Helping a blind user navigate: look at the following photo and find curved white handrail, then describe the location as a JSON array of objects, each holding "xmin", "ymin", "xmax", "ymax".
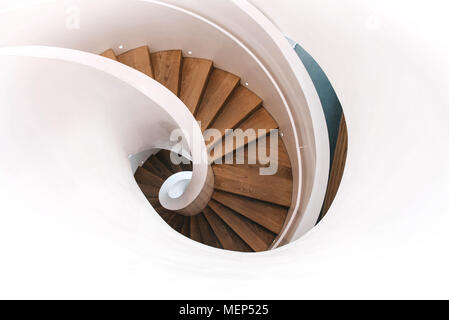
[
  {"xmin": 0, "ymin": 45, "xmax": 211, "ymax": 215},
  {"xmin": 231, "ymin": 0, "xmax": 331, "ymax": 243}
]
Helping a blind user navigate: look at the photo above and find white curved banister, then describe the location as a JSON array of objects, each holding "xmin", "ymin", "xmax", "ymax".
[
  {"xmin": 163, "ymin": 0, "xmax": 330, "ymax": 243},
  {"xmin": 0, "ymin": 45, "xmax": 212, "ymax": 215},
  {"xmin": 230, "ymin": 0, "xmax": 330, "ymax": 243}
]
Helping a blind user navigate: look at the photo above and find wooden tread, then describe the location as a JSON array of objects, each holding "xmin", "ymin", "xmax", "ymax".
[
  {"xmin": 101, "ymin": 49, "xmax": 118, "ymax": 61},
  {"xmin": 180, "ymin": 58, "xmax": 213, "ymax": 114},
  {"xmin": 228, "ymin": 134, "xmax": 292, "ymax": 170},
  {"xmin": 134, "ymin": 167, "xmax": 164, "ymax": 188},
  {"xmin": 203, "ymin": 207, "xmax": 252, "ymax": 252},
  {"xmin": 156, "ymin": 207, "xmax": 175, "ymax": 221},
  {"xmin": 118, "ymin": 46, "xmax": 154, "ymax": 78},
  {"xmin": 212, "ymin": 191, "xmax": 287, "ymax": 234},
  {"xmin": 166, "ymin": 214, "xmax": 185, "ymax": 233},
  {"xmin": 208, "ymin": 85, "xmax": 262, "ymax": 144},
  {"xmin": 213, "ymin": 161, "xmax": 293, "ymax": 207},
  {"xmin": 208, "ymin": 200, "xmax": 275, "ymax": 252},
  {"xmin": 138, "ymin": 183, "xmax": 159, "ymax": 199},
  {"xmin": 146, "ymin": 197, "xmax": 161, "ymax": 209},
  {"xmin": 180, "ymin": 217, "xmax": 190, "ymax": 237},
  {"xmin": 256, "ymin": 134, "xmax": 292, "ymax": 169},
  {"xmin": 196, "ymin": 213, "xmax": 222, "ymax": 249},
  {"xmin": 151, "ymin": 50, "xmax": 182, "ymax": 96},
  {"xmin": 209, "ymin": 107, "xmax": 278, "ymax": 163},
  {"xmin": 156, "ymin": 150, "xmax": 183, "ymax": 173},
  {"xmin": 195, "ymin": 69, "xmax": 240, "ymax": 132},
  {"xmin": 143, "ymin": 155, "xmax": 173, "ymax": 180},
  {"xmin": 190, "ymin": 215, "xmax": 202, "ymax": 242}
]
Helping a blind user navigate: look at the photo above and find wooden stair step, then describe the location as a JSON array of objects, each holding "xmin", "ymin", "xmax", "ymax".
[
  {"xmin": 156, "ymin": 207, "xmax": 175, "ymax": 221},
  {"xmin": 117, "ymin": 45, "xmax": 154, "ymax": 78},
  {"xmin": 134, "ymin": 167, "xmax": 164, "ymax": 188},
  {"xmin": 209, "ymin": 107, "xmax": 278, "ymax": 163},
  {"xmin": 146, "ymin": 197, "xmax": 161, "ymax": 209},
  {"xmin": 239, "ymin": 107, "xmax": 278, "ymax": 133},
  {"xmin": 213, "ymin": 162, "xmax": 293, "ymax": 207},
  {"xmin": 143, "ymin": 155, "xmax": 173, "ymax": 180},
  {"xmin": 166, "ymin": 214, "xmax": 185, "ymax": 233},
  {"xmin": 190, "ymin": 215, "xmax": 202, "ymax": 242},
  {"xmin": 225, "ymin": 134, "xmax": 291, "ymax": 170},
  {"xmin": 212, "ymin": 191, "xmax": 287, "ymax": 234},
  {"xmin": 138, "ymin": 183, "xmax": 159, "ymax": 199},
  {"xmin": 156, "ymin": 150, "xmax": 192, "ymax": 172},
  {"xmin": 256, "ymin": 134, "xmax": 292, "ymax": 169},
  {"xmin": 208, "ymin": 200, "xmax": 275, "ymax": 252},
  {"xmin": 203, "ymin": 207, "xmax": 252, "ymax": 252},
  {"xmin": 180, "ymin": 57, "xmax": 213, "ymax": 114},
  {"xmin": 207, "ymin": 85, "xmax": 262, "ymax": 146},
  {"xmin": 151, "ymin": 50, "xmax": 182, "ymax": 96},
  {"xmin": 156, "ymin": 150, "xmax": 182, "ymax": 173},
  {"xmin": 181, "ymin": 217, "xmax": 191, "ymax": 238},
  {"xmin": 100, "ymin": 49, "xmax": 118, "ymax": 61},
  {"xmin": 195, "ymin": 69, "xmax": 240, "ymax": 132},
  {"xmin": 196, "ymin": 213, "xmax": 222, "ymax": 249}
]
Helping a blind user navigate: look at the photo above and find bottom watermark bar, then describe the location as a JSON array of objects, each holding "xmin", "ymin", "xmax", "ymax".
[{"xmin": 1, "ymin": 300, "xmax": 323, "ymax": 317}]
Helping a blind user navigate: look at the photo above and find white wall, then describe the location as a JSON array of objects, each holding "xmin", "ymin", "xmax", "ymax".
[{"xmin": 250, "ymin": 0, "xmax": 449, "ymax": 298}]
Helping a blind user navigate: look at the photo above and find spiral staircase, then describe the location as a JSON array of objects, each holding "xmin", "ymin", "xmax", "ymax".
[
  {"xmin": 12, "ymin": 0, "xmax": 449, "ymax": 299},
  {"xmin": 99, "ymin": 46, "xmax": 293, "ymax": 252},
  {"xmin": 0, "ymin": 0, "xmax": 334, "ymax": 257}
]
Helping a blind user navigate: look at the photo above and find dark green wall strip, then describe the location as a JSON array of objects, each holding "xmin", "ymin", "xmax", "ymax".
[{"xmin": 288, "ymin": 39, "xmax": 343, "ymax": 167}]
